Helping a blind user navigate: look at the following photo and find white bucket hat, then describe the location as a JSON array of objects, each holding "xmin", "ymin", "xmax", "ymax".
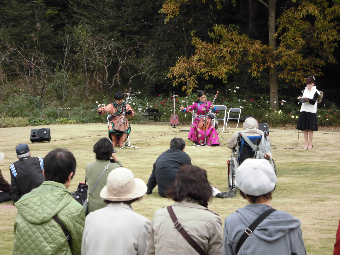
[
  {"xmin": 236, "ymin": 158, "xmax": 276, "ymax": 196},
  {"xmin": 100, "ymin": 167, "xmax": 147, "ymax": 201},
  {"xmin": 0, "ymin": 152, "xmax": 4, "ymax": 163}
]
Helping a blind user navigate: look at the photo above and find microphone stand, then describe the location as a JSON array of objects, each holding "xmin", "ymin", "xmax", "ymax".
[{"xmin": 118, "ymin": 88, "xmax": 141, "ymax": 151}]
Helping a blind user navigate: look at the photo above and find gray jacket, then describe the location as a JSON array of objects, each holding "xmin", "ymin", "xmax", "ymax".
[{"xmin": 223, "ymin": 204, "xmax": 306, "ymax": 255}]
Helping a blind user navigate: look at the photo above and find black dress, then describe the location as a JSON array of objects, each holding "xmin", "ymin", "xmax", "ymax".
[{"xmin": 296, "ymin": 91, "xmax": 318, "ymax": 131}]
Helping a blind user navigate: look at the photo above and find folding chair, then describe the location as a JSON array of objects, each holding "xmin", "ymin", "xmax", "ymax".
[
  {"xmin": 213, "ymin": 105, "xmax": 227, "ymax": 132},
  {"xmin": 226, "ymin": 108, "xmax": 242, "ymax": 128}
]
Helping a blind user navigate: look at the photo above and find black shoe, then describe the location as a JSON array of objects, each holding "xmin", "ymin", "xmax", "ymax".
[{"xmin": 220, "ymin": 191, "xmax": 236, "ymax": 198}]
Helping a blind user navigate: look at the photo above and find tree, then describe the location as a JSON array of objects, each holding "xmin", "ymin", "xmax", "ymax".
[{"xmin": 161, "ymin": 0, "xmax": 340, "ymax": 109}]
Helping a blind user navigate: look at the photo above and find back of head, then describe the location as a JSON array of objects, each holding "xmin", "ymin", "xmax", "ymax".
[
  {"xmin": 170, "ymin": 137, "xmax": 186, "ymax": 151},
  {"xmin": 93, "ymin": 138, "xmax": 113, "ymax": 160},
  {"xmin": 167, "ymin": 165, "xmax": 212, "ymax": 207},
  {"xmin": 100, "ymin": 167, "xmax": 147, "ymax": 204},
  {"xmin": 44, "ymin": 148, "xmax": 76, "ymax": 184},
  {"xmin": 114, "ymin": 91, "xmax": 124, "ymax": 100},
  {"xmin": 16, "ymin": 143, "xmax": 30, "ymax": 159},
  {"xmin": 306, "ymin": 76, "xmax": 315, "ymax": 84},
  {"xmin": 236, "ymin": 159, "xmax": 276, "ymax": 199},
  {"xmin": 243, "ymin": 117, "xmax": 259, "ymax": 130}
]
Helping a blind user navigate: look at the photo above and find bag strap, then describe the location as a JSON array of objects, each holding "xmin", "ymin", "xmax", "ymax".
[
  {"xmin": 53, "ymin": 215, "xmax": 72, "ymax": 248},
  {"xmin": 236, "ymin": 208, "xmax": 276, "ymax": 254},
  {"xmin": 167, "ymin": 206, "xmax": 206, "ymax": 255},
  {"xmin": 89, "ymin": 162, "xmax": 111, "ymax": 196}
]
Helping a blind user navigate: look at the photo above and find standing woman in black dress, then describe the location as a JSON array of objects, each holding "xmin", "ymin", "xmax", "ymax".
[{"xmin": 297, "ymin": 76, "xmax": 321, "ymax": 149}]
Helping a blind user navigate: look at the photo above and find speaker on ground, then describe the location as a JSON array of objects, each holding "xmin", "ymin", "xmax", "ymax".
[{"xmin": 30, "ymin": 128, "xmax": 51, "ymax": 143}]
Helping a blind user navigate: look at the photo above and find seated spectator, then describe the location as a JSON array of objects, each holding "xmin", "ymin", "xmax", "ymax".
[
  {"xmin": 13, "ymin": 148, "xmax": 85, "ymax": 255},
  {"xmin": 0, "ymin": 152, "xmax": 11, "ymax": 203},
  {"xmin": 223, "ymin": 159, "xmax": 306, "ymax": 255},
  {"xmin": 145, "ymin": 165, "xmax": 223, "ymax": 254},
  {"xmin": 146, "ymin": 137, "xmax": 191, "ymax": 197},
  {"xmin": 81, "ymin": 167, "xmax": 150, "ymax": 255},
  {"xmin": 334, "ymin": 221, "xmax": 340, "ymax": 255},
  {"xmin": 9, "ymin": 143, "xmax": 45, "ymax": 202},
  {"xmin": 227, "ymin": 117, "xmax": 268, "ymax": 149},
  {"xmin": 85, "ymin": 138, "xmax": 124, "ymax": 214}
]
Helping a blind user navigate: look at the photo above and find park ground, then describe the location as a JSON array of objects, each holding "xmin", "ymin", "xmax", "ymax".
[{"xmin": 0, "ymin": 123, "xmax": 339, "ymax": 254}]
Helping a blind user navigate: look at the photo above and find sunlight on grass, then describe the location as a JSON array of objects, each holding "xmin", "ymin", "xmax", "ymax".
[{"xmin": 0, "ymin": 123, "xmax": 339, "ymax": 254}]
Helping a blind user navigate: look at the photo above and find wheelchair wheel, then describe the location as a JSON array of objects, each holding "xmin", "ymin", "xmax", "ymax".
[{"xmin": 227, "ymin": 159, "xmax": 236, "ymax": 191}]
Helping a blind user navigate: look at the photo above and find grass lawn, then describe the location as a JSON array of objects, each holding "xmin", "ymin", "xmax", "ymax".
[{"xmin": 0, "ymin": 123, "xmax": 339, "ymax": 254}]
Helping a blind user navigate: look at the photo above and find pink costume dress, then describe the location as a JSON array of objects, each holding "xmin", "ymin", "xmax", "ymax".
[{"xmin": 182, "ymin": 102, "xmax": 220, "ymax": 146}]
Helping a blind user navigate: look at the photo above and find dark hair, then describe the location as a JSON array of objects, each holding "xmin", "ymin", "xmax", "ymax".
[
  {"xmin": 114, "ymin": 91, "xmax": 124, "ymax": 100},
  {"xmin": 167, "ymin": 165, "xmax": 212, "ymax": 207},
  {"xmin": 195, "ymin": 90, "xmax": 205, "ymax": 103},
  {"xmin": 306, "ymin": 76, "xmax": 315, "ymax": 84},
  {"xmin": 44, "ymin": 148, "xmax": 76, "ymax": 184},
  {"xmin": 170, "ymin": 137, "xmax": 186, "ymax": 151},
  {"xmin": 93, "ymin": 138, "xmax": 113, "ymax": 160},
  {"xmin": 239, "ymin": 190, "xmax": 273, "ymax": 204},
  {"xmin": 104, "ymin": 197, "xmax": 142, "ymax": 205}
]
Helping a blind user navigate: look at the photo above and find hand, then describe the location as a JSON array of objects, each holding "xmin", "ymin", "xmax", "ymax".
[
  {"xmin": 297, "ymin": 96, "xmax": 301, "ymax": 99},
  {"xmin": 180, "ymin": 105, "xmax": 184, "ymax": 111},
  {"xmin": 98, "ymin": 108, "xmax": 102, "ymax": 113},
  {"xmin": 111, "ymin": 152, "xmax": 119, "ymax": 162}
]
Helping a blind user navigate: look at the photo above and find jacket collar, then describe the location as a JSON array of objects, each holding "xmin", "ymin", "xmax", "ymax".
[
  {"xmin": 173, "ymin": 198, "xmax": 219, "ymax": 216},
  {"xmin": 106, "ymin": 202, "xmax": 133, "ymax": 211}
]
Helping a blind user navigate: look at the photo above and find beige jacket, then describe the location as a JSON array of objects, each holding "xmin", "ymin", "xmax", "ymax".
[
  {"xmin": 227, "ymin": 117, "xmax": 265, "ymax": 149},
  {"xmin": 145, "ymin": 199, "xmax": 223, "ymax": 255}
]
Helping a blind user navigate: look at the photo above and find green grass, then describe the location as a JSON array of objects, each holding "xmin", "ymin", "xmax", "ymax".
[{"xmin": 0, "ymin": 123, "xmax": 339, "ymax": 254}]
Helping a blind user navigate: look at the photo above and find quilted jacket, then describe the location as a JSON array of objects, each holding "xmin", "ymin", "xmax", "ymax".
[{"xmin": 13, "ymin": 181, "xmax": 85, "ymax": 255}]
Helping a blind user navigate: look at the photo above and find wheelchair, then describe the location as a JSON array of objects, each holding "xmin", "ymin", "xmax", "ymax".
[{"xmin": 227, "ymin": 130, "xmax": 276, "ymax": 192}]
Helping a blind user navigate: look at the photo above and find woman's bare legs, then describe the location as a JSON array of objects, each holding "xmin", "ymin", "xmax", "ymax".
[
  {"xmin": 303, "ymin": 130, "xmax": 309, "ymax": 149},
  {"xmin": 307, "ymin": 130, "xmax": 313, "ymax": 149}
]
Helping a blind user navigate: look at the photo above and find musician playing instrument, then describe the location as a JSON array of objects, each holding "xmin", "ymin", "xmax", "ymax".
[
  {"xmin": 98, "ymin": 91, "xmax": 135, "ymax": 147},
  {"xmin": 180, "ymin": 91, "xmax": 220, "ymax": 146}
]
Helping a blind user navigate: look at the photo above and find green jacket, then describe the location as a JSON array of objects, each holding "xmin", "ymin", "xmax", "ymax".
[
  {"xmin": 13, "ymin": 181, "xmax": 85, "ymax": 255},
  {"xmin": 85, "ymin": 160, "xmax": 123, "ymax": 213}
]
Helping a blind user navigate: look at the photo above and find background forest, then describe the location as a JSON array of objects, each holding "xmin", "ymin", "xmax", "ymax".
[{"xmin": 0, "ymin": 0, "xmax": 340, "ymax": 127}]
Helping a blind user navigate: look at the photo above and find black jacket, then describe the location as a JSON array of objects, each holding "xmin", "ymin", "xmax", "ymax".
[
  {"xmin": 9, "ymin": 157, "xmax": 45, "ymax": 202},
  {"xmin": 146, "ymin": 148, "xmax": 192, "ymax": 197}
]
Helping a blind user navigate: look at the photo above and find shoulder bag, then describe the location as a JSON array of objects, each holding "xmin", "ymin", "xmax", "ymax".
[
  {"xmin": 167, "ymin": 206, "xmax": 207, "ymax": 255},
  {"xmin": 236, "ymin": 208, "xmax": 276, "ymax": 254},
  {"xmin": 83, "ymin": 162, "xmax": 111, "ymax": 214}
]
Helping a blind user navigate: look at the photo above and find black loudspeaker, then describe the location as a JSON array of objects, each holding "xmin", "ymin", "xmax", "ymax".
[{"xmin": 30, "ymin": 128, "xmax": 51, "ymax": 143}]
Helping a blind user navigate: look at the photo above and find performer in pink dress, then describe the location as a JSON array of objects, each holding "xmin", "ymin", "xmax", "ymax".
[{"xmin": 180, "ymin": 91, "xmax": 220, "ymax": 146}]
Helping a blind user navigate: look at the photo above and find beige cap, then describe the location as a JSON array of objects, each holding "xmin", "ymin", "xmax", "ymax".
[{"xmin": 100, "ymin": 167, "xmax": 147, "ymax": 201}]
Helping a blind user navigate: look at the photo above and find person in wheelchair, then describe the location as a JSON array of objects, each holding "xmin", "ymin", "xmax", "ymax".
[
  {"xmin": 98, "ymin": 91, "xmax": 135, "ymax": 148},
  {"xmin": 217, "ymin": 118, "xmax": 273, "ymax": 199}
]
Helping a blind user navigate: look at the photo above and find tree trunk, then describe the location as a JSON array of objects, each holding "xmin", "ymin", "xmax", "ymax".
[{"xmin": 268, "ymin": 0, "xmax": 278, "ymax": 110}]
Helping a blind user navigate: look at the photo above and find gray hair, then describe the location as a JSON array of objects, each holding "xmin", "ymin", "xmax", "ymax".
[{"xmin": 17, "ymin": 152, "xmax": 30, "ymax": 159}]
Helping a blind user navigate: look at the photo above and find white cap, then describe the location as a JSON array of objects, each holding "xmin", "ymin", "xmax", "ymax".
[{"xmin": 236, "ymin": 159, "xmax": 276, "ymax": 196}]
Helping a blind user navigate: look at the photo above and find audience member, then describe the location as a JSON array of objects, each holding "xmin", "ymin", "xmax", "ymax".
[
  {"xmin": 81, "ymin": 167, "xmax": 150, "ymax": 255},
  {"xmin": 9, "ymin": 143, "xmax": 44, "ymax": 202},
  {"xmin": 223, "ymin": 159, "xmax": 306, "ymax": 255},
  {"xmin": 146, "ymin": 137, "xmax": 191, "ymax": 197},
  {"xmin": 145, "ymin": 165, "xmax": 223, "ymax": 254},
  {"xmin": 334, "ymin": 221, "xmax": 340, "ymax": 255},
  {"xmin": 227, "ymin": 117, "xmax": 267, "ymax": 149},
  {"xmin": 13, "ymin": 148, "xmax": 85, "ymax": 255},
  {"xmin": 85, "ymin": 138, "xmax": 124, "ymax": 214},
  {"xmin": 0, "ymin": 152, "xmax": 11, "ymax": 203}
]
